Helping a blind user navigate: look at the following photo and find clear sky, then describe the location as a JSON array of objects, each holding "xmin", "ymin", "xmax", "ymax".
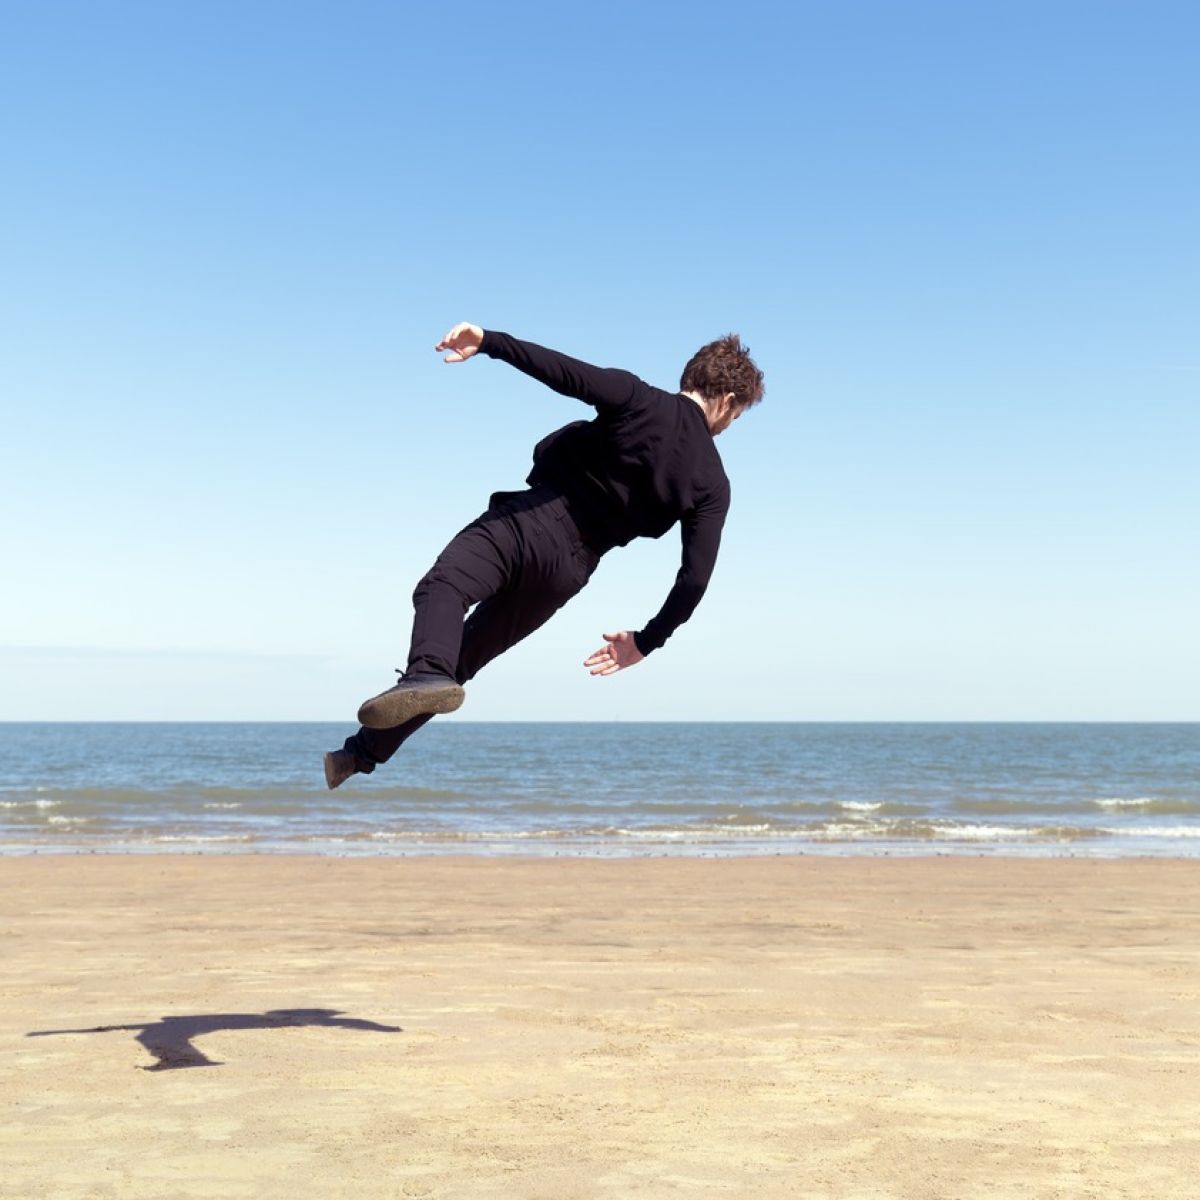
[{"xmin": 2, "ymin": 0, "xmax": 1196, "ymax": 721}]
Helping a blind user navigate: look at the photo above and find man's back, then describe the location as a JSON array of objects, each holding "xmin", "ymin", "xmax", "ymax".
[{"xmin": 526, "ymin": 380, "xmax": 730, "ymax": 549}]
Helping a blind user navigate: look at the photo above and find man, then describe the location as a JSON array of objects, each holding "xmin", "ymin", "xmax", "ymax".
[{"xmin": 324, "ymin": 322, "xmax": 764, "ymax": 788}]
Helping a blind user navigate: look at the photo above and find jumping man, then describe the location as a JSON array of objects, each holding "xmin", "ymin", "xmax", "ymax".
[{"xmin": 324, "ymin": 323, "xmax": 764, "ymax": 788}]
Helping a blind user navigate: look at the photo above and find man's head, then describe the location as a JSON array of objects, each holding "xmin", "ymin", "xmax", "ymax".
[{"xmin": 680, "ymin": 334, "xmax": 764, "ymax": 434}]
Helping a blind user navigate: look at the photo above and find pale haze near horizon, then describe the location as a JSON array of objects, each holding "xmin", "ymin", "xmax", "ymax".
[{"xmin": 2, "ymin": 2, "xmax": 1197, "ymax": 722}]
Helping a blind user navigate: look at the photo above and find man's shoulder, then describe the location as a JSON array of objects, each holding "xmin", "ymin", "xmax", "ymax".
[{"xmin": 618, "ymin": 380, "xmax": 690, "ymax": 413}]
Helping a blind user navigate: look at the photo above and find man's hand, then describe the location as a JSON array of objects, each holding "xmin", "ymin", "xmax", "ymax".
[
  {"xmin": 584, "ymin": 631, "xmax": 645, "ymax": 677},
  {"xmin": 436, "ymin": 322, "xmax": 484, "ymax": 363}
]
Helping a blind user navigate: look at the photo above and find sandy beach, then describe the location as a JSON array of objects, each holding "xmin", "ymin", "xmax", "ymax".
[{"xmin": 3, "ymin": 855, "xmax": 1198, "ymax": 1199}]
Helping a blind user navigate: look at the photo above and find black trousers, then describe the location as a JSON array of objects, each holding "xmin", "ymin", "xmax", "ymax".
[{"xmin": 345, "ymin": 486, "xmax": 601, "ymax": 770}]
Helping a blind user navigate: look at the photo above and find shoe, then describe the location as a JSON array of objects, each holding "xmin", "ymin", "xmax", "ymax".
[
  {"xmin": 324, "ymin": 749, "xmax": 359, "ymax": 790},
  {"xmin": 357, "ymin": 674, "xmax": 465, "ymax": 730}
]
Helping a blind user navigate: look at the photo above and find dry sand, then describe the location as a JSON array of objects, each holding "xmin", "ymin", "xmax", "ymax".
[{"xmin": 3, "ymin": 855, "xmax": 1199, "ymax": 1199}]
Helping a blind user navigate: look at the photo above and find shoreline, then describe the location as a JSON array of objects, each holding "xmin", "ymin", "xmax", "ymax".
[{"xmin": 5, "ymin": 841, "xmax": 1200, "ymax": 859}]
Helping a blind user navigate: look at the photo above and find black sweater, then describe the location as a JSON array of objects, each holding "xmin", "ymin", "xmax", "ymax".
[{"xmin": 480, "ymin": 330, "xmax": 730, "ymax": 656}]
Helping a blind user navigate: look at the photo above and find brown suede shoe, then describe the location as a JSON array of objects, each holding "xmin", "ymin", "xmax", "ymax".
[
  {"xmin": 323, "ymin": 749, "xmax": 359, "ymax": 790},
  {"xmin": 357, "ymin": 676, "xmax": 465, "ymax": 730}
]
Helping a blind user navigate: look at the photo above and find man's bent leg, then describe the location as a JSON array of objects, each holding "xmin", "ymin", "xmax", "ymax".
[
  {"xmin": 341, "ymin": 491, "xmax": 599, "ymax": 775},
  {"xmin": 405, "ymin": 514, "xmax": 516, "ymax": 680},
  {"xmin": 343, "ymin": 577, "xmax": 572, "ymax": 772},
  {"xmin": 457, "ymin": 514, "xmax": 600, "ymax": 683},
  {"xmin": 357, "ymin": 509, "xmax": 519, "ymax": 730}
]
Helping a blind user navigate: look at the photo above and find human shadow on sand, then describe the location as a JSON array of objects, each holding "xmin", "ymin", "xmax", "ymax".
[{"xmin": 26, "ymin": 1007, "xmax": 402, "ymax": 1071}]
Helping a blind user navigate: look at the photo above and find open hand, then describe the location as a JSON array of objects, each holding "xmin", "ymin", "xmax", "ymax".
[
  {"xmin": 436, "ymin": 322, "xmax": 484, "ymax": 363},
  {"xmin": 584, "ymin": 631, "xmax": 644, "ymax": 677}
]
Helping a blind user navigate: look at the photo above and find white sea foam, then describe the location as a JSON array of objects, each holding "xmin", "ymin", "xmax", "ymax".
[
  {"xmin": 369, "ymin": 826, "xmax": 787, "ymax": 843},
  {"xmin": 804, "ymin": 821, "xmax": 1043, "ymax": 842},
  {"xmin": 1093, "ymin": 797, "xmax": 1156, "ymax": 809},
  {"xmin": 367, "ymin": 831, "xmax": 471, "ymax": 841},
  {"xmin": 615, "ymin": 828, "xmax": 690, "ymax": 840},
  {"xmin": 926, "ymin": 823, "xmax": 1037, "ymax": 841},
  {"xmin": 0, "ymin": 799, "xmax": 61, "ymax": 809},
  {"xmin": 840, "ymin": 802, "xmax": 883, "ymax": 813},
  {"xmin": 146, "ymin": 834, "xmax": 255, "ymax": 843},
  {"xmin": 1103, "ymin": 825, "xmax": 1200, "ymax": 839},
  {"xmin": 792, "ymin": 822, "xmax": 880, "ymax": 839},
  {"xmin": 203, "ymin": 802, "xmax": 243, "ymax": 810}
]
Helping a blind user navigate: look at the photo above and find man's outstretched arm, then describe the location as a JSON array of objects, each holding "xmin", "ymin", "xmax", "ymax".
[
  {"xmin": 584, "ymin": 489, "xmax": 730, "ymax": 675},
  {"xmin": 436, "ymin": 322, "xmax": 640, "ymax": 414}
]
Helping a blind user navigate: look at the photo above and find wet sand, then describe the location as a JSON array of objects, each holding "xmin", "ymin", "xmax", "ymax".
[{"xmin": 3, "ymin": 855, "xmax": 1199, "ymax": 1198}]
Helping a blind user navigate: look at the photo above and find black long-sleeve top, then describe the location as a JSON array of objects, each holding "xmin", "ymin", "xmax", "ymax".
[{"xmin": 480, "ymin": 330, "xmax": 730, "ymax": 656}]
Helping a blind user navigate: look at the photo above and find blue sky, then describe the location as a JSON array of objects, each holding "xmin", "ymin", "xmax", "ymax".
[{"xmin": 2, "ymin": 0, "xmax": 1196, "ymax": 720}]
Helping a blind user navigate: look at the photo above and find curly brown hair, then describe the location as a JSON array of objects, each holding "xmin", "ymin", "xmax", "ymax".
[{"xmin": 679, "ymin": 334, "xmax": 764, "ymax": 412}]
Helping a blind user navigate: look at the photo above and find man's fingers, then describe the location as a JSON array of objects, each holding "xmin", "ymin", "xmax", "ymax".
[
  {"xmin": 587, "ymin": 632, "xmax": 633, "ymax": 672},
  {"xmin": 585, "ymin": 648, "xmax": 622, "ymax": 674}
]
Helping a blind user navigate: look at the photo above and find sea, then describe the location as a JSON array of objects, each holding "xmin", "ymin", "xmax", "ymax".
[{"xmin": 1, "ymin": 722, "xmax": 1198, "ymax": 858}]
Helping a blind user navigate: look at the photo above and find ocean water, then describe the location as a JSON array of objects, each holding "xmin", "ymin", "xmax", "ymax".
[{"xmin": 1, "ymin": 722, "xmax": 1198, "ymax": 857}]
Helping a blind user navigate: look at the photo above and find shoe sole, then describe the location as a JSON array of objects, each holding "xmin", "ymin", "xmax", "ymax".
[{"xmin": 357, "ymin": 682, "xmax": 465, "ymax": 730}]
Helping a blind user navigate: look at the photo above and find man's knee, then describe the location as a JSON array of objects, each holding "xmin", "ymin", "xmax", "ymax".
[{"xmin": 412, "ymin": 568, "xmax": 460, "ymax": 609}]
